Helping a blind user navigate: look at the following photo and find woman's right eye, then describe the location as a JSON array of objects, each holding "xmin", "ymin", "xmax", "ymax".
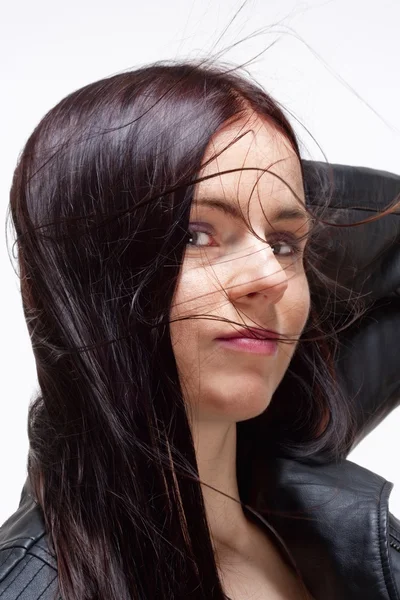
[{"xmin": 187, "ymin": 225, "xmax": 217, "ymax": 247}]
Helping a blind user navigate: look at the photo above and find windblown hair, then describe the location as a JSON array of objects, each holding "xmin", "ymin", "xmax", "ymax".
[{"xmin": 8, "ymin": 60, "xmax": 374, "ymax": 599}]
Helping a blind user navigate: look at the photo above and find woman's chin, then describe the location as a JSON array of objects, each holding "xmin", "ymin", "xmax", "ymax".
[{"xmin": 196, "ymin": 383, "xmax": 275, "ymax": 423}]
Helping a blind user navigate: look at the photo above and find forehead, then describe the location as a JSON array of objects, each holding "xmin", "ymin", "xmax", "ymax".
[{"xmin": 197, "ymin": 114, "xmax": 304, "ymax": 206}]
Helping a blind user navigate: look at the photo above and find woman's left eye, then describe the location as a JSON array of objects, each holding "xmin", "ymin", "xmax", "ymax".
[{"xmin": 270, "ymin": 239, "xmax": 300, "ymax": 257}]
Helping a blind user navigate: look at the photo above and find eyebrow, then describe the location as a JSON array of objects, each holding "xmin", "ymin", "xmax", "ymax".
[{"xmin": 193, "ymin": 198, "xmax": 309, "ymax": 224}]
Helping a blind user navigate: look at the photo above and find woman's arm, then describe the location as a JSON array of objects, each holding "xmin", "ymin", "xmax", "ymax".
[
  {"xmin": 335, "ymin": 300, "xmax": 400, "ymax": 451},
  {"xmin": 303, "ymin": 160, "xmax": 400, "ymax": 449}
]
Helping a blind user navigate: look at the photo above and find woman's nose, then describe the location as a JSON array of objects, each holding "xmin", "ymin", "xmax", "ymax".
[{"xmin": 226, "ymin": 242, "xmax": 289, "ymax": 306}]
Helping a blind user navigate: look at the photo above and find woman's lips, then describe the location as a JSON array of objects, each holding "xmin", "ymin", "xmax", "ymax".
[{"xmin": 215, "ymin": 336, "xmax": 279, "ymax": 356}]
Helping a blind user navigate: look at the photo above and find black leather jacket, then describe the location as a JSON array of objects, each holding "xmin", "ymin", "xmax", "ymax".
[{"xmin": 1, "ymin": 161, "xmax": 399, "ymax": 599}]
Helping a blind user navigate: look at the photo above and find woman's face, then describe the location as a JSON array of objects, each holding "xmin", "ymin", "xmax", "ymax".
[{"xmin": 170, "ymin": 115, "xmax": 311, "ymax": 423}]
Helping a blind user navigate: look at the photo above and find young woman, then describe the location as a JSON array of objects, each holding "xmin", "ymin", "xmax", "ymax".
[{"xmin": 1, "ymin": 60, "xmax": 399, "ymax": 600}]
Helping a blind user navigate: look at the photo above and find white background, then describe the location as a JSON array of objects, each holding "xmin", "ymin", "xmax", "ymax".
[{"xmin": 1, "ymin": 0, "xmax": 399, "ymax": 524}]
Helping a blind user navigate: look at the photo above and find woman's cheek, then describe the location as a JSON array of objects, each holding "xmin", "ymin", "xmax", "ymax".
[
  {"xmin": 171, "ymin": 263, "xmax": 214, "ymax": 318},
  {"xmin": 291, "ymin": 275, "xmax": 311, "ymax": 329},
  {"xmin": 170, "ymin": 265, "xmax": 206, "ymax": 351}
]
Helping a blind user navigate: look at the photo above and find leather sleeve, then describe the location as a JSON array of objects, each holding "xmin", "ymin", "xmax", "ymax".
[
  {"xmin": 388, "ymin": 513, "xmax": 400, "ymax": 595},
  {"xmin": 303, "ymin": 161, "xmax": 400, "ymax": 449},
  {"xmin": 0, "ymin": 487, "xmax": 58, "ymax": 600},
  {"xmin": 0, "ymin": 550, "xmax": 58, "ymax": 600},
  {"xmin": 335, "ymin": 300, "xmax": 400, "ymax": 452}
]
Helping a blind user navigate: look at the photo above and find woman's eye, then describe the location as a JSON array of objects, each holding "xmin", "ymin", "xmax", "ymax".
[
  {"xmin": 270, "ymin": 239, "xmax": 300, "ymax": 257},
  {"xmin": 187, "ymin": 226, "xmax": 216, "ymax": 247}
]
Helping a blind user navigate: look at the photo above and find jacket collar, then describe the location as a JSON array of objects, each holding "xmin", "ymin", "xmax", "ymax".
[
  {"xmin": 252, "ymin": 457, "xmax": 395, "ymax": 600},
  {"xmin": 14, "ymin": 458, "xmax": 396, "ymax": 599}
]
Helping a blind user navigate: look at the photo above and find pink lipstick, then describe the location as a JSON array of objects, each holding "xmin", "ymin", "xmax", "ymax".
[{"xmin": 215, "ymin": 327, "xmax": 280, "ymax": 356}]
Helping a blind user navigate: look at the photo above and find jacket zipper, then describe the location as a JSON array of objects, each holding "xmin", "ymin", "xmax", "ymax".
[{"xmin": 390, "ymin": 537, "xmax": 400, "ymax": 552}]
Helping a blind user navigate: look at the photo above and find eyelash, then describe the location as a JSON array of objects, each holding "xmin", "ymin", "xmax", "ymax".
[{"xmin": 186, "ymin": 225, "xmax": 304, "ymax": 257}]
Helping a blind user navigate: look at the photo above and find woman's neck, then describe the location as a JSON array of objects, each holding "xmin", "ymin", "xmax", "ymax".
[{"xmin": 192, "ymin": 419, "xmax": 254, "ymax": 555}]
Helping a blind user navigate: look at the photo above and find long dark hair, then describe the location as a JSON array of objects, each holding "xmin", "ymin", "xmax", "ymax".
[{"xmin": 7, "ymin": 60, "xmax": 385, "ymax": 599}]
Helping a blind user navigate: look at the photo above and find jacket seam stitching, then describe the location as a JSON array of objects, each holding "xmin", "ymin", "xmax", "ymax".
[
  {"xmin": 0, "ymin": 555, "xmax": 34, "ymax": 595},
  {"xmin": 0, "ymin": 548, "xmax": 15, "ymax": 569},
  {"xmin": 0, "ymin": 545, "xmax": 56, "ymax": 580},
  {"xmin": 36, "ymin": 573, "xmax": 58, "ymax": 600},
  {"xmin": 0, "ymin": 532, "xmax": 46, "ymax": 552},
  {"xmin": 31, "ymin": 544, "xmax": 55, "ymax": 562},
  {"xmin": 379, "ymin": 481, "xmax": 400, "ymax": 600},
  {"xmin": 26, "ymin": 551, "xmax": 57, "ymax": 572},
  {"xmin": 0, "ymin": 546, "xmax": 58, "ymax": 580},
  {"xmin": 10, "ymin": 561, "xmax": 46, "ymax": 599},
  {"xmin": 0, "ymin": 544, "xmax": 54, "ymax": 563},
  {"xmin": 0, "ymin": 537, "xmax": 37, "ymax": 550},
  {"xmin": 390, "ymin": 528, "xmax": 400, "ymax": 545}
]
